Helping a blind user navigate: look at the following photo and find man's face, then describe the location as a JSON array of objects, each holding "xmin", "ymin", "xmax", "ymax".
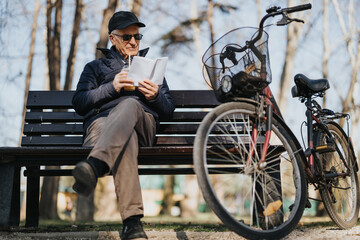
[{"xmin": 110, "ymin": 24, "xmax": 140, "ymax": 59}]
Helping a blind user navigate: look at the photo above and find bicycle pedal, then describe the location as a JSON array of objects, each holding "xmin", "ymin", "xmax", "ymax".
[
  {"xmin": 305, "ymin": 199, "xmax": 312, "ymax": 208},
  {"xmin": 315, "ymin": 144, "xmax": 336, "ymax": 154},
  {"xmin": 263, "ymin": 200, "xmax": 282, "ymax": 216}
]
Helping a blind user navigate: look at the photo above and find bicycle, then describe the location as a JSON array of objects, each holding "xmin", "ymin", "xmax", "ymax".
[{"xmin": 193, "ymin": 3, "xmax": 359, "ymax": 240}]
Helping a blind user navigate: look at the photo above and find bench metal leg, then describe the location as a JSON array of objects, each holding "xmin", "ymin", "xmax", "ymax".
[
  {"xmin": 0, "ymin": 161, "xmax": 19, "ymax": 227},
  {"xmin": 8, "ymin": 165, "xmax": 21, "ymax": 226},
  {"xmin": 25, "ymin": 166, "xmax": 40, "ymax": 227}
]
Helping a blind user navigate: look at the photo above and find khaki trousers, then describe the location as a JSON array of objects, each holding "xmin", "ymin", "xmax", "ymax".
[{"xmin": 83, "ymin": 98, "xmax": 156, "ymax": 220}]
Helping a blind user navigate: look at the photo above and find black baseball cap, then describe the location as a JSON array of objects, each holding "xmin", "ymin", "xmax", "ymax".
[{"xmin": 108, "ymin": 11, "xmax": 145, "ymax": 33}]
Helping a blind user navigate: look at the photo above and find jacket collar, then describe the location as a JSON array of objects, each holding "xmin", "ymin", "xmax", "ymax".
[{"xmin": 96, "ymin": 46, "xmax": 150, "ymax": 61}]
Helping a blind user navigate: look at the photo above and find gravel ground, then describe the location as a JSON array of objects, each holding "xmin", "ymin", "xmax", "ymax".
[
  {"xmin": 0, "ymin": 225, "xmax": 360, "ymax": 240},
  {"xmin": 1, "ymin": 216, "xmax": 359, "ymax": 240}
]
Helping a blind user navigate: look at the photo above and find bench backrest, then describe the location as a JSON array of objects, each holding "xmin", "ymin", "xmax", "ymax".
[{"xmin": 22, "ymin": 90, "xmax": 220, "ymax": 147}]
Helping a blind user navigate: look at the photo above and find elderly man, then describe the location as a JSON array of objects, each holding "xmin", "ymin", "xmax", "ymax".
[{"xmin": 72, "ymin": 11, "xmax": 175, "ymax": 239}]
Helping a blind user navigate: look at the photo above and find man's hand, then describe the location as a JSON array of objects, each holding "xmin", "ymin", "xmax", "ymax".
[
  {"xmin": 138, "ymin": 79, "xmax": 159, "ymax": 100},
  {"xmin": 113, "ymin": 71, "xmax": 134, "ymax": 92}
]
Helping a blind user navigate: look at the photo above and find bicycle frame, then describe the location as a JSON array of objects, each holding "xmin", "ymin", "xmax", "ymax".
[
  {"xmin": 218, "ymin": 2, "xmax": 356, "ymax": 182},
  {"xmin": 258, "ymin": 89, "xmax": 356, "ymax": 184},
  {"xmin": 304, "ymin": 96, "xmax": 355, "ymax": 182}
]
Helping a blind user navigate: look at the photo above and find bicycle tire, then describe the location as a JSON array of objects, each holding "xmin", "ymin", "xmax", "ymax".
[
  {"xmin": 194, "ymin": 102, "xmax": 307, "ymax": 240},
  {"xmin": 316, "ymin": 122, "xmax": 360, "ymax": 229}
]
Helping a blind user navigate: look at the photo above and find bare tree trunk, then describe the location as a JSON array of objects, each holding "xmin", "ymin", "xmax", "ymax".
[
  {"xmin": 39, "ymin": 174, "xmax": 60, "ymax": 219},
  {"xmin": 20, "ymin": 0, "xmax": 40, "ymax": 146},
  {"xmin": 314, "ymin": 0, "xmax": 331, "ymax": 217},
  {"xmin": 206, "ymin": 0, "xmax": 217, "ymax": 85},
  {"xmin": 180, "ymin": 176, "xmax": 200, "ymax": 217},
  {"xmin": 276, "ymin": 22, "xmax": 297, "ymax": 113},
  {"xmin": 322, "ymin": 0, "xmax": 330, "ymax": 108},
  {"xmin": 64, "ymin": 0, "xmax": 83, "ymax": 90},
  {"xmin": 46, "ymin": 0, "xmax": 55, "ymax": 90},
  {"xmin": 161, "ymin": 175, "xmax": 175, "ymax": 215},
  {"xmin": 76, "ymin": 0, "xmax": 119, "ymax": 222},
  {"xmin": 276, "ymin": 0, "xmax": 308, "ymax": 114},
  {"xmin": 40, "ymin": 0, "xmax": 63, "ymax": 220},
  {"xmin": 53, "ymin": 0, "xmax": 62, "ymax": 90},
  {"xmin": 190, "ymin": 0, "xmax": 204, "ymax": 67},
  {"xmin": 46, "ymin": 0, "xmax": 62, "ymax": 90},
  {"xmin": 131, "ymin": 0, "xmax": 143, "ymax": 16},
  {"xmin": 95, "ymin": 0, "xmax": 118, "ymax": 59},
  {"xmin": 76, "ymin": 193, "xmax": 95, "ymax": 221},
  {"xmin": 207, "ymin": 0, "xmax": 215, "ymax": 67},
  {"xmin": 332, "ymin": 0, "xmax": 360, "ymax": 143},
  {"xmin": 256, "ymin": 0, "xmax": 261, "ymax": 24}
]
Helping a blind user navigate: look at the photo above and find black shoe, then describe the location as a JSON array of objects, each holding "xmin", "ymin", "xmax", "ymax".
[
  {"xmin": 72, "ymin": 161, "xmax": 97, "ymax": 196},
  {"xmin": 120, "ymin": 221, "xmax": 148, "ymax": 240}
]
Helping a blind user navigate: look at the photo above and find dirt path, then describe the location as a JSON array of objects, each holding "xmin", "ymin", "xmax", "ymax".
[
  {"xmin": 146, "ymin": 225, "xmax": 360, "ymax": 239},
  {"xmin": 1, "ymin": 226, "xmax": 359, "ymax": 240},
  {"xmin": 284, "ymin": 225, "xmax": 360, "ymax": 240}
]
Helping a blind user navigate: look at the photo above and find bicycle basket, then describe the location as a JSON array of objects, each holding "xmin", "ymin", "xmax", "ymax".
[{"xmin": 202, "ymin": 27, "xmax": 271, "ymax": 102}]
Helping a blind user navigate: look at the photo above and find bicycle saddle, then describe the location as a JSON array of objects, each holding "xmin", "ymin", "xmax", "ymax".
[{"xmin": 291, "ymin": 73, "xmax": 330, "ymax": 98}]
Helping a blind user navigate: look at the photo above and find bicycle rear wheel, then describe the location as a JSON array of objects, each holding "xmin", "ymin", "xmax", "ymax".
[
  {"xmin": 194, "ymin": 102, "xmax": 307, "ymax": 240},
  {"xmin": 316, "ymin": 122, "xmax": 360, "ymax": 229}
]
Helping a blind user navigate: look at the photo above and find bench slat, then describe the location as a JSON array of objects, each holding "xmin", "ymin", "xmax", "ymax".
[
  {"xmin": 25, "ymin": 112, "xmax": 83, "ymax": 123},
  {"xmin": 21, "ymin": 136, "xmax": 198, "ymax": 146},
  {"xmin": 23, "ymin": 124, "xmax": 83, "ymax": 135},
  {"xmin": 24, "ymin": 111, "xmax": 210, "ymax": 123},
  {"xmin": 23, "ymin": 123, "xmax": 203, "ymax": 135},
  {"xmin": 1, "ymin": 146, "xmax": 195, "ymax": 166},
  {"xmin": 24, "ymin": 168, "xmax": 196, "ymax": 176},
  {"xmin": 26, "ymin": 90, "xmax": 219, "ymax": 109},
  {"xmin": 21, "ymin": 136, "xmax": 84, "ymax": 146},
  {"xmin": 21, "ymin": 135, "xmax": 256, "ymax": 147}
]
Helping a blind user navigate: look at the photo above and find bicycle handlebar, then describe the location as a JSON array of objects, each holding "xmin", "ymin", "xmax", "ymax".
[
  {"xmin": 220, "ymin": 3, "xmax": 312, "ymax": 72},
  {"xmin": 283, "ymin": 3, "xmax": 312, "ymax": 14},
  {"xmin": 252, "ymin": 3, "xmax": 312, "ymax": 45}
]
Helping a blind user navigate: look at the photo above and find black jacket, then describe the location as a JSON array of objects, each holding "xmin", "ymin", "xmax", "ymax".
[{"xmin": 72, "ymin": 46, "xmax": 175, "ymax": 132}]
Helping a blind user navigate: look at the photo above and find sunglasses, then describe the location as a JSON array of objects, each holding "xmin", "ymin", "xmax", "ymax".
[{"xmin": 112, "ymin": 33, "xmax": 143, "ymax": 41}]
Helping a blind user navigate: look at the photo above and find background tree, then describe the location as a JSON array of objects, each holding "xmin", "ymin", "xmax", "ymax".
[
  {"xmin": 39, "ymin": 0, "xmax": 63, "ymax": 220},
  {"xmin": 76, "ymin": 0, "xmax": 118, "ymax": 221},
  {"xmin": 157, "ymin": 0, "xmax": 237, "ymax": 216},
  {"xmin": 64, "ymin": 0, "xmax": 83, "ymax": 91},
  {"xmin": 20, "ymin": 0, "xmax": 40, "ymax": 145},
  {"xmin": 131, "ymin": 0, "xmax": 142, "ymax": 16},
  {"xmin": 331, "ymin": 0, "xmax": 360, "ymax": 157},
  {"xmin": 46, "ymin": 0, "xmax": 62, "ymax": 91},
  {"xmin": 314, "ymin": 0, "xmax": 331, "ymax": 216},
  {"xmin": 276, "ymin": 0, "xmax": 311, "ymax": 115},
  {"xmin": 40, "ymin": 0, "xmax": 84, "ymax": 220},
  {"xmin": 95, "ymin": 0, "xmax": 118, "ymax": 59},
  {"xmin": 322, "ymin": 0, "xmax": 330, "ymax": 108}
]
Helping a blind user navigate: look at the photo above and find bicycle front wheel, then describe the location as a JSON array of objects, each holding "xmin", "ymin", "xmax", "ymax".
[
  {"xmin": 317, "ymin": 122, "xmax": 360, "ymax": 229},
  {"xmin": 194, "ymin": 102, "xmax": 307, "ymax": 240}
]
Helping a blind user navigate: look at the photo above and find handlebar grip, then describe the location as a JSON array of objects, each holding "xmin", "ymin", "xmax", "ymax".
[{"xmin": 284, "ymin": 3, "xmax": 312, "ymax": 14}]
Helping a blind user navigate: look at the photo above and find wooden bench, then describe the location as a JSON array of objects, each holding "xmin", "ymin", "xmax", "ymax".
[{"xmin": 0, "ymin": 90, "xmax": 220, "ymax": 228}]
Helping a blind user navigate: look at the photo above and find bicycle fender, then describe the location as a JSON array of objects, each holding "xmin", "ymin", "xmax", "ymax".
[{"xmin": 232, "ymin": 97, "xmax": 261, "ymax": 106}]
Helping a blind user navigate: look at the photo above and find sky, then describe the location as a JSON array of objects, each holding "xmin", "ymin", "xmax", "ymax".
[{"xmin": 0, "ymin": 0, "xmax": 359, "ymax": 152}]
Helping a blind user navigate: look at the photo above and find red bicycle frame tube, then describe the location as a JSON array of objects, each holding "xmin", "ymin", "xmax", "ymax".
[
  {"xmin": 261, "ymin": 105, "xmax": 273, "ymax": 163},
  {"xmin": 247, "ymin": 126, "xmax": 258, "ymax": 166},
  {"xmin": 247, "ymin": 88, "xmax": 275, "ymax": 165}
]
